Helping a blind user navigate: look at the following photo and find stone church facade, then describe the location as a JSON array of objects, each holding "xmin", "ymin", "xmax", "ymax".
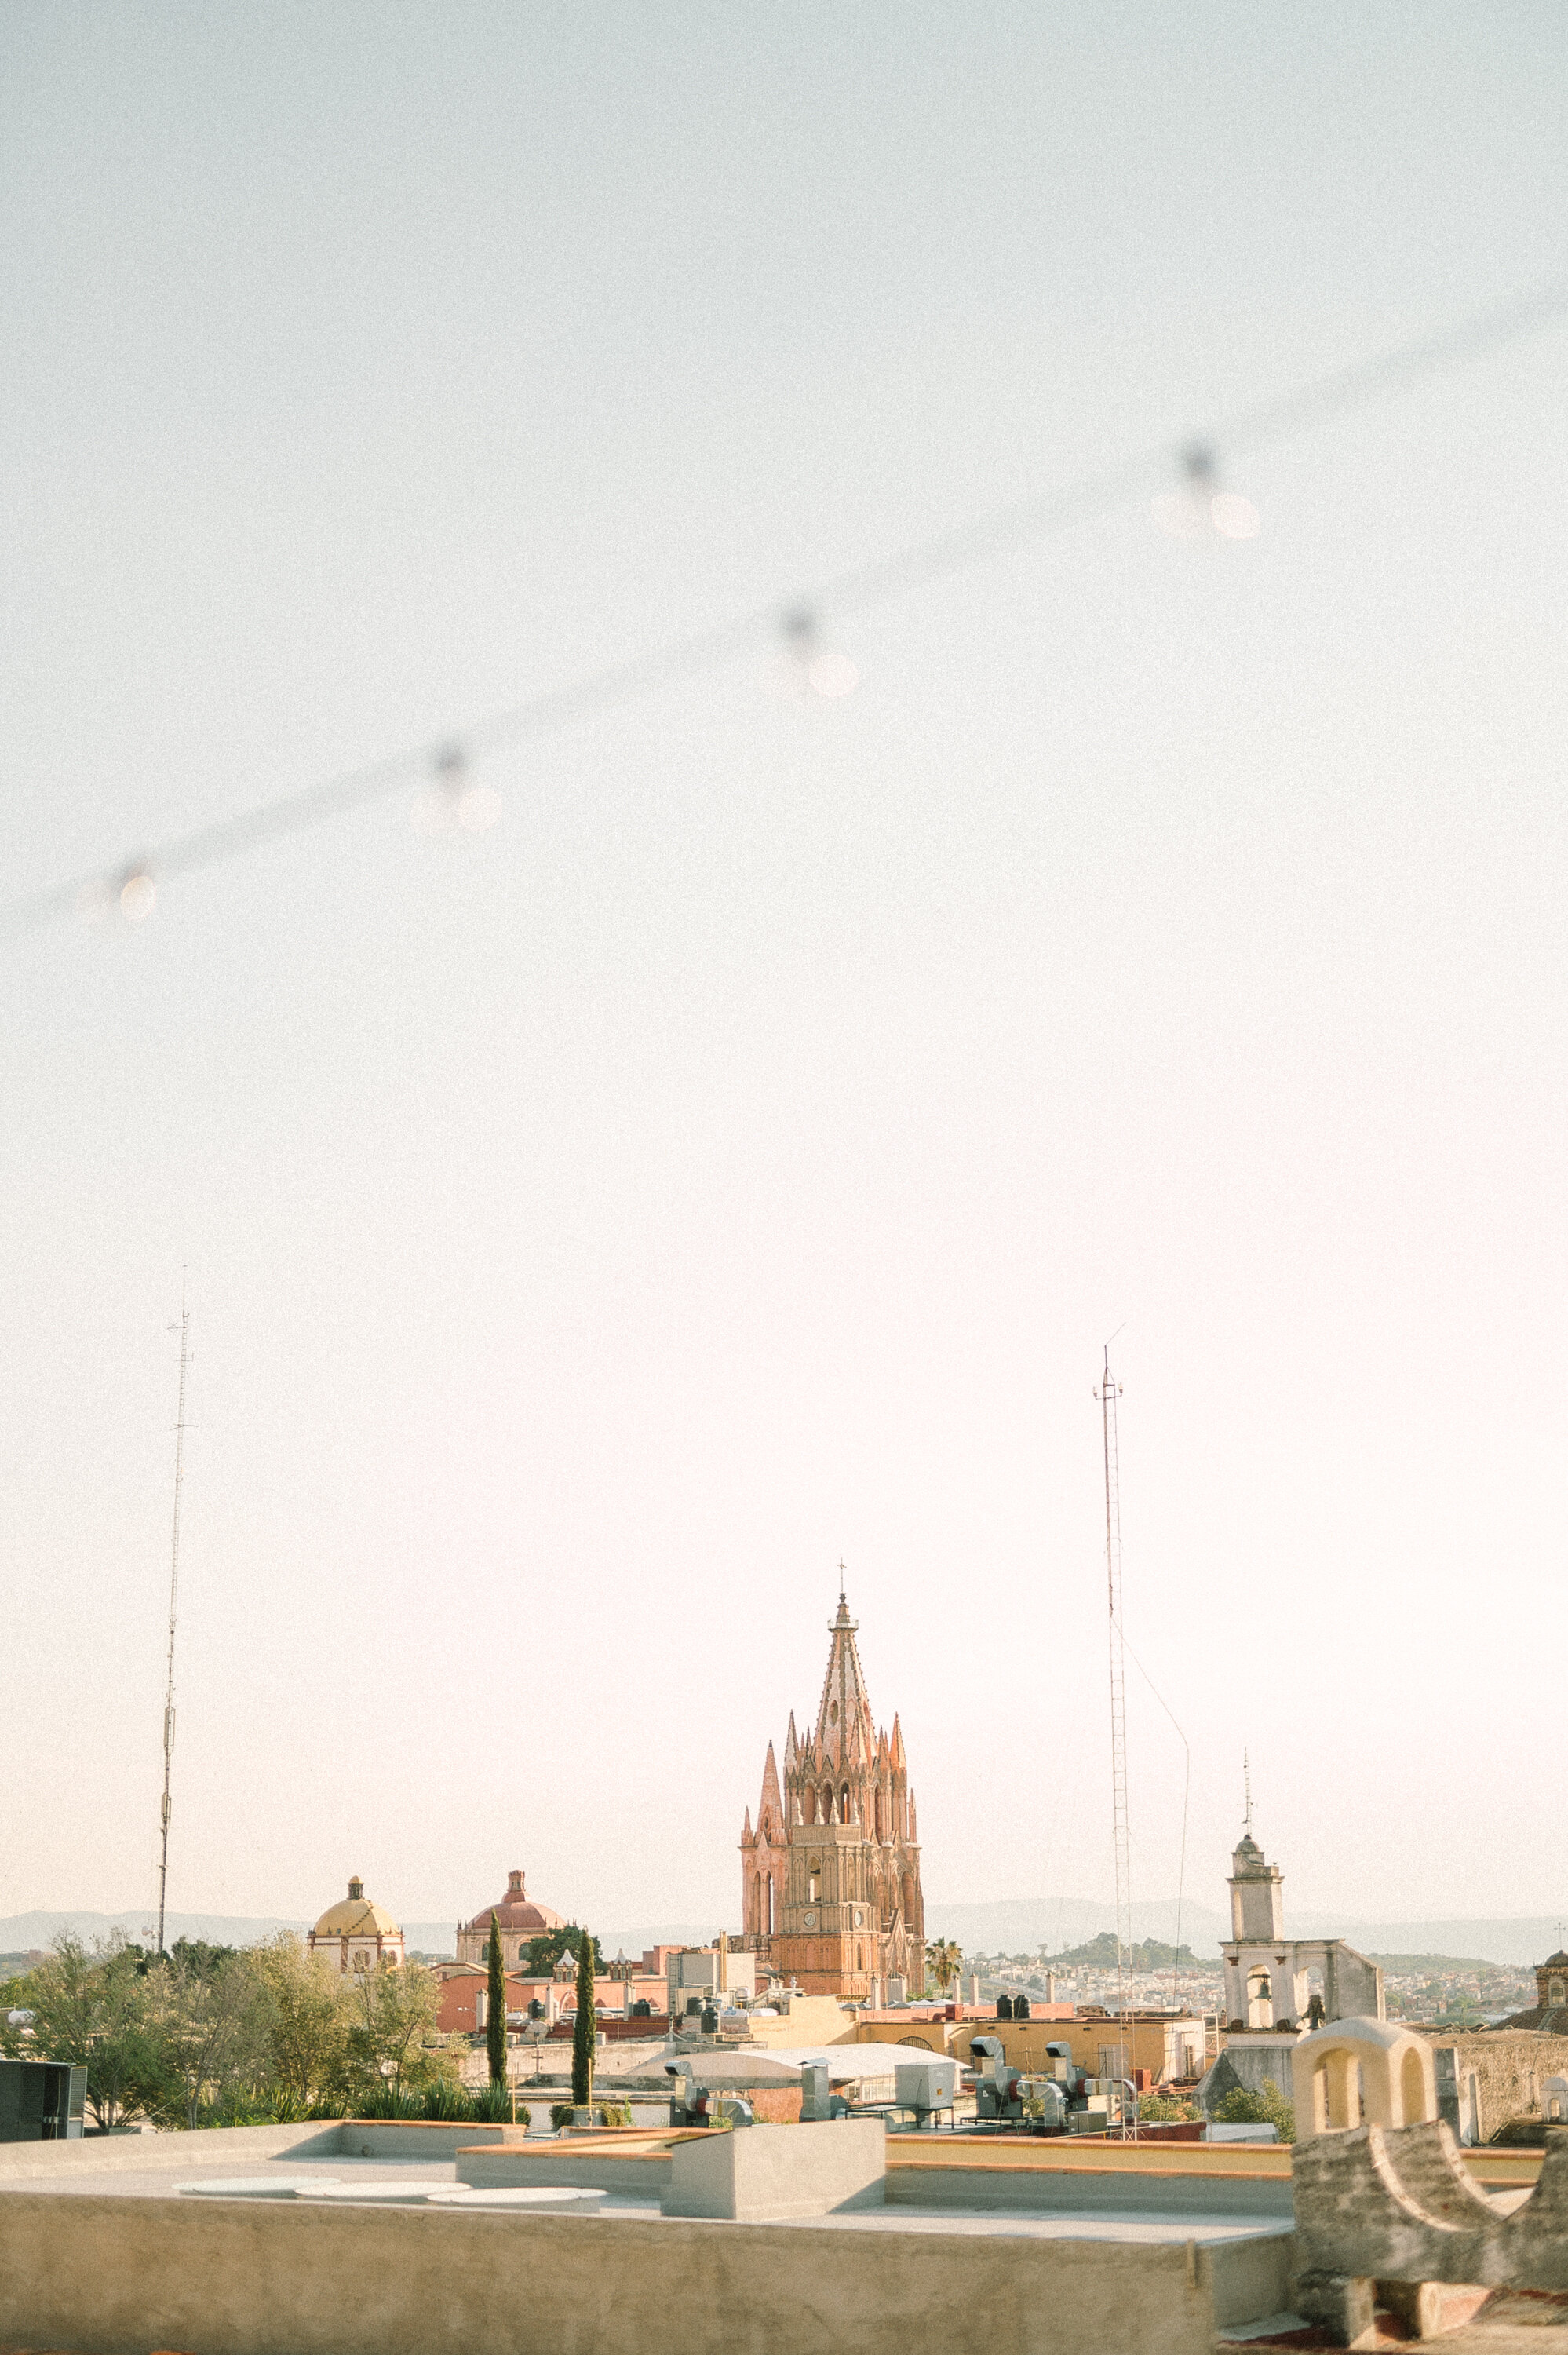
[{"xmin": 739, "ymin": 1589, "xmax": 924, "ymax": 1999}]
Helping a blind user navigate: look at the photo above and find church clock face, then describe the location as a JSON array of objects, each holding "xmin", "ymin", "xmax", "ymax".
[{"xmin": 802, "ymin": 1909, "xmax": 817, "ymax": 1929}]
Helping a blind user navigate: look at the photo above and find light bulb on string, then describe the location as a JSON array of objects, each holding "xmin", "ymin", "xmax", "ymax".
[
  {"xmin": 74, "ymin": 864, "xmax": 155, "ymax": 926},
  {"xmin": 412, "ymin": 742, "xmax": 499, "ymax": 834},
  {"xmin": 119, "ymin": 868, "xmax": 157, "ymax": 922},
  {"xmin": 1152, "ymin": 443, "xmax": 1260, "ymax": 540},
  {"xmin": 763, "ymin": 605, "xmax": 859, "ymax": 700}
]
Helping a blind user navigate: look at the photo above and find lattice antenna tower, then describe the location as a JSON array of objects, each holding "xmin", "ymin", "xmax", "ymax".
[
  {"xmin": 155, "ymin": 1284, "xmax": 192, "ymax": 1958},
  {"xmin": 1095, "ymin": 1346, "xmax": 1132, "ymax": 2065},
  {"xmin": 1244, "ymin": 1748, "xmax": 1253, "ymax": 1839}
]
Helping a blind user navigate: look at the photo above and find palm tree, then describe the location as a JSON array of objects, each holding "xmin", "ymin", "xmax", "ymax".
[{"xmin": 925, "ymin": 1937, "xmax": 962, "ymax": 2001}]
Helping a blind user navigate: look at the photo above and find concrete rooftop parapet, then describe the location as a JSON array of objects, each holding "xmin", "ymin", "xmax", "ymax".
[
  {"xmin": 662, "ymin": 2116, "xmax": 884, "ymax": 2220},
  {"xmin": 0, "ymin": 2186, "xmax": 1252, "ymax": 2355}
]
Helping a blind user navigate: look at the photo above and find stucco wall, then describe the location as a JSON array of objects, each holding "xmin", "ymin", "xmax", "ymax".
[
  {"xmin": 1419, "ymin": 2030, "xmax": 1568, "ymax": 2138},
  {"xmin": 0, "ymin": 2188, "xmax": 1253, "ymax": 2355}
]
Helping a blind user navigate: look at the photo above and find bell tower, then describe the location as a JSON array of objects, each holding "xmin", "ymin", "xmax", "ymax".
[{"xmin": 742, "ymin": 1581, "xmax": 924, "ymax": 1999}]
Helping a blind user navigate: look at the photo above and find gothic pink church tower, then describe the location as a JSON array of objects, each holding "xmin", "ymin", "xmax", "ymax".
[{"xmin": 739, "ymin": 1586, "xmax": 924, "ymax": 1999}]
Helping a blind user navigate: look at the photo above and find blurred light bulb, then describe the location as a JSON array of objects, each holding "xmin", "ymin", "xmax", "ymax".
[
  {"xmin": 807, "ymin": 649, "xmax": 859, "ymax": 699},
  {"xmin": 1152, "ymin": 444, "xmax": 1259, "ymax": 540},
  {"xmin": 764, "ymin": 605, "xmax": 858, "ymax": 699},
  {"xmin": 119, "ymin": 870, "xmax": 156, "ymax": 922},
  {"xmin": 414, "ymin": 742, "xmax": 498, "ymax": 833},
  {"xmin": 1210, "ymin": 491, "xmax": 1260, "ymax": 539},
  {"xmin": 457, "ymin": 782, "xmax": 501, "ymax": 831}
]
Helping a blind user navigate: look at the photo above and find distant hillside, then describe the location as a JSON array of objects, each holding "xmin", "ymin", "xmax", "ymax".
[
  {"xmin": 1037, "ymin": 1933, "xmax": 1200, "ymax": 1971},
  {"xmin": 924, "ymin": 1899, "xmax": 1228, "ymax": 1955},
  {"xmin": 0, "ymin": 1911, "xmax": 460, "ymax": 1959}
]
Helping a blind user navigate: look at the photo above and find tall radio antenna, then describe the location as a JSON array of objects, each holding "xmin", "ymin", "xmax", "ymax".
[
  {"xmin": 1095, "ymin": 1345, "xmax": 1132, "ymax": 2093},
  {"xmin": 155, "ymin": 1283, "xmax": 192, "ymax": 1958}
]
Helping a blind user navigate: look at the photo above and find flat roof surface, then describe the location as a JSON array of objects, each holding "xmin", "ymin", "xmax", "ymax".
[{"xmin": 5, "ymin": 2147, "xmax": 1293, "ymax": 2241}]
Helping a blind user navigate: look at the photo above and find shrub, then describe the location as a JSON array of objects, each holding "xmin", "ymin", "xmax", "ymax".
[
  {"xmin": 1214, "ymin": 2082, "xmax": 1296, "ymax": 2143},
  {"xmin": 550, "ymin": 2102, "xmax": 575, "ymax": 2130},
  {"xmin": 1136, "ymin": 2096, "xmax": 1198, "ymax": 2124},
  {"xmin": 469, "ymin": 2079, "xmax": 513, "ymax": 2124},
  {"xmin": 420, "ymin": 2078, "xmax": 467, "ymax": 2122},
  {"xmin": 599, "ymin": 2101, "xmax": 631, "ymax": 2127},
  {"xmin": 358, "ymin": 2081, "xmax": 425, "ymax": 2120}
]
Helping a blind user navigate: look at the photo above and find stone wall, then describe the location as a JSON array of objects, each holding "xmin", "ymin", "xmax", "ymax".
[{"xmin": 1417, "ymin": 2029, "xmax": 1568, "ymax": 2141}]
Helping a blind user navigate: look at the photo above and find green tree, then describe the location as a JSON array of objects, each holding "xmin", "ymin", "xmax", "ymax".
[
  {"xmin": 8, "ymin": 1936, "xmax": 160, "ymax": 2130},
  {"xmin": 925, "ymin": 1937, "xmax": 962, "ymax": 1999},
  {"xmin": 485, "ymin": 1913, "xmax": 507, "ymax": 2088},
  {"xmin": 347, "ymin": 1961, "xmax": 443, "ymax": 2100},
  {"xmin": 520, "ymin": 1926, "xmax": 603, "ymax": 1978},
  {"xmin": 571, "ymin": 1926, "xmax": 596, "ymax": 2109},
  {"xmin": 146, "ymin": 1947, "xmax": 266, "ymax": 2130},
  {"xmin": 249, "ymin": 1933, "xmax": 351, "ymax": 2112}
]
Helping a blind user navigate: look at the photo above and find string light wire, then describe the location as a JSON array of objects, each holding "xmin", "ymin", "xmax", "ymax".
[{"xmin": 5, "ymin": 268, "xmax": 1567, "ymax": 944}]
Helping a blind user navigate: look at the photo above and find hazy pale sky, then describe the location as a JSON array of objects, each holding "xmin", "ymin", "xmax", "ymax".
[{"xmin": 3, "ymin": 2, "xmax": 1566, "ymax": 1945}]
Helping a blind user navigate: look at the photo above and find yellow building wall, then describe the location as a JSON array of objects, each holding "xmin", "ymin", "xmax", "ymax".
[
  {"xmin": 954, "ymin": 2016, "xmax": 1198, "ymax": 2080},
  {"xmin": 746, "ymin": 1995, "xmax": 859, "ymax": 2049}
]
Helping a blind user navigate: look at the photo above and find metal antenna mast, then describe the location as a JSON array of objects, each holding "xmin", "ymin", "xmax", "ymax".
[
  {"xmin": 1095, "ymin": 1346, "xmax": 1132, "ymax": 2089},
  {"xmin": 155, "ymin": 1285, "xmax": 191, "ymax": 1958},
  {"xmin": 1243, "ymin": 1749, "xmax": 1253, "ymax": 1840}
]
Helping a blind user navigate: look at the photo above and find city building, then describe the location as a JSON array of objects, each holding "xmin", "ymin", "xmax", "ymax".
[
  {"xmin": 667, "ymin": 1936, "xmax": 758, "ymax": 2021},
  {"xmin": 305, "ymin": 1878, "xmax": 404, "ymax": 1975},
  {"xmin": 454, "ymin": 1868, "xmax": 565, "ymax": 1966},
  {"xmin": 436, "ymin": 1944, "xmax": 692, "ymax": 2036},
  {"xmin": 1495, "ymin": 1947, "xmax": 1568, "ymax": 2033},
  {"xmin": 739, "ymin": 1585, "xmax": 924, "ymax": 1999}
]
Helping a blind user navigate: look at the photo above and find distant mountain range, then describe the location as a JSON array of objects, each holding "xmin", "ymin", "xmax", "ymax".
[{"xmin": 2, "ymin": 1903, "xmax": 1559, "ymax": 1971}]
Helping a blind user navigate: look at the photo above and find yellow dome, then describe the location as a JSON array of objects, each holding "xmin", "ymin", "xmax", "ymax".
[{"xmin": 312, "ymin": 1878, "xmax": 401, "ymax": 1940}]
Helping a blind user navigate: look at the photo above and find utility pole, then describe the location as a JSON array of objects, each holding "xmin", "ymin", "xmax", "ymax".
[
  {"xmin": 1095, "ymin": 1347, "xmax": 1132, "ymax": 2112},
  {"xmin": 155, "ymin": 1286, "xmax": 192, "ymax": 1958}
]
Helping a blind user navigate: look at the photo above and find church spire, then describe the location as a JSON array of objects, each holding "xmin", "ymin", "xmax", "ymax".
[{"xmin": 815, "ymin": 1575, "xmax": 873, "ymax": 1765}]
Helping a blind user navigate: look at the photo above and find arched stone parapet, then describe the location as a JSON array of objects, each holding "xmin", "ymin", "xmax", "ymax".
[{"xmin": 1293, "ymin": 2016, "xmax": 1436, "ymax": 2144}]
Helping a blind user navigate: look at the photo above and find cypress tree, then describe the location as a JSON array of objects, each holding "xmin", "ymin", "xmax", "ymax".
[
  {"xmin": 571, "ymin": 1928, "xmax": 596, "ymax": 2109},
  {"xmin": 486, "ymin": 1912, "xmax": 507, "ymax": 2088}
]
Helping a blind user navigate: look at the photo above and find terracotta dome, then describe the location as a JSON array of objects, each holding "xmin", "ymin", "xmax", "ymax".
[
  {"xmin": 461, "ymin": 1868, "xmax": 564, "ymax": 1937},
  {"xmin": 311, "ymin": 1876, "xmax": 401, "ymax": 1940}
]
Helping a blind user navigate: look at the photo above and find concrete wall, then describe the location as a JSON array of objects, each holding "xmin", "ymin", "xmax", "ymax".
[
  {"xmin": 884, "ymin": 2160, "xmax": 1293, "ymax": 2223},
  {"xmin": 0, "ymin": 2120, "xmax": 345, "ymax": 2185},
  {"xmin": 0, "ymin": 2189, "xmax": 1246, "ymax": 2355},
  {"xmin": 1197, "ymin": 2036, "xmax": 1296, "ymax": 2116},
  {"xmin": 663, "ymin": 2117, "xmax": 884, "ymax": 2219},
  {"xmin": 457, "ymin": 2141, "xmax": 676, "ymax": 2195}
]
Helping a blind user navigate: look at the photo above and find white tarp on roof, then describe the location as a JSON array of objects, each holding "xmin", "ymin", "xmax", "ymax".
[{"xmin": 678, "ymin": 2046, "xmax": 887, "ymax": 2086}]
